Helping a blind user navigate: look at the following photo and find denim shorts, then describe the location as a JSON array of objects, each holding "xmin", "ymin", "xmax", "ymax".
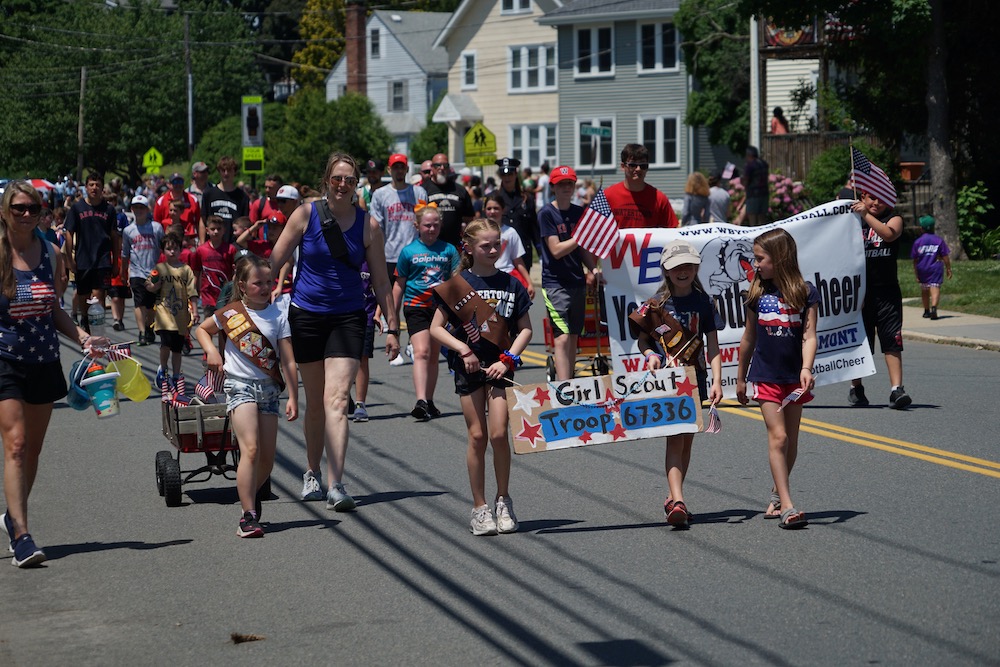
[{"xmin": 224, "ymin": 375, "xmax": 281, "ymax": 416}]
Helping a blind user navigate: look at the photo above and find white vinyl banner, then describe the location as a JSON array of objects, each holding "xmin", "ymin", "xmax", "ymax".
[{"xmin": 603, "ymin": 201, "xmax": 876, "ymax": 398}]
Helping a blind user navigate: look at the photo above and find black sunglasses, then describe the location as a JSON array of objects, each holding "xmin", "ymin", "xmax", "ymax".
[
  {"xmin": 10, "ymin": 203, "xmax": 42, "ymax": 215},
  {"xmin": 431, "ymin": 162, "xmax": 449, "ymax": 168},
  {"xmin": 624, "ymin": 162, "xmax": 649, "ymax": 170},
  {"xmin": 421, "ymin": 169, "xmax": 432, "ymax": 174}
]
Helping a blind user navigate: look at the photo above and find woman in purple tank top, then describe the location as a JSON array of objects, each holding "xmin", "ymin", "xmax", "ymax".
[{"xmin": 269, "ymin": 153, "xmax": 400, "ymax": 510}]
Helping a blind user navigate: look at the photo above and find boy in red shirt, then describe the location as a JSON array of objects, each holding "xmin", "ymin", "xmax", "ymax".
[{"xmin": 189, "ymin": 215, "xmax": 237, "ymax": 320}]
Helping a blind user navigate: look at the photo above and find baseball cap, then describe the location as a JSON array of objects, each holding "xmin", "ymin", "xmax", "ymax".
[
  {"xmin": 388, "ymin": 153, "xmax": 408, "ymax": 168},
  {"xmin": 918, "ymin": 214, "xmax": 935, "ymax": 229},
  {"xmin": 496, "ymin": 157, "xmax": 521, "ymax": 175},
  {"xmin": 169, "ymin": 172, "xmax": 184, "ymax": 183},
  {"xmin": 660, "ymin": 240, "xmax": 702, "ymax": 270},
  {"xmin": 276, "ymin": 185, "xmax": 300, "ymax": 201},
  {"xmin": 130, "ymin": 195, "xmax": 149, "ymax": 208},
  {"xmin": 366, "ymin": 158, "xmax": 385, "ymax": 172},
  {"xmin": 191, "ymin": 162, "xmax": 209, "ymax": 173},
  {"xmin": 550, "ymin": 165, "xmax": 577, "ymax": 185}
]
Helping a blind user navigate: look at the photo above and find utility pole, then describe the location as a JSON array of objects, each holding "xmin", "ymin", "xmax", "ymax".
[
  {"xmin": 77, "ymin": 66, "xmax": 86, "ymax": 182},
  {"xmin": 186, "ymin": 13, "xmax": 194, "ymax": 161}
]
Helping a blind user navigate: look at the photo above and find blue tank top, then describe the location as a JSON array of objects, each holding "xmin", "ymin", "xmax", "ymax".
[
  {"xmin": 291, "ymin": 202, "xmax": 366, "ymax": 314},
  {"xmin": 0, "ymin": 238, "xmax": 60, "ymax": 363}
]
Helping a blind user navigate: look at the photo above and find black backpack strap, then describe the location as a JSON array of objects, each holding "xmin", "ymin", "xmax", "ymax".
[{"xmin": 316, "ymin": 199, "xmax": 359, "ymax": 272}]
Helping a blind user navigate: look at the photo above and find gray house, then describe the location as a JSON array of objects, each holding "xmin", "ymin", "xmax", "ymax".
[
  {"xmin": 326, "ymin": 10, "xmax": 451, "ymax": 156},
  {"xmin": 539, "ymin": 0, "xmax": 721, "ymax": 198}
]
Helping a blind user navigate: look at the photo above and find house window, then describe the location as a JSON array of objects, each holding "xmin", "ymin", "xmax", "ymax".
[
  {"xmin": 576, "ymin": 119, "xmax": 614, "ymax": 168},
  {"xmin": 389, "ymin": 80, "xmax": 407, "ymax": 112},
  {"xmin": 510, "ymin": 124, "xmax": 557, "ymax": 169},
  {"xmin": 509, "ymin": 45, "xmax": 556, "ymax": 92},
  {"xmin": 639, "ymin": 115, "xmax": 679, "ymax": 166},
  {"xmin": 638, "ymin": 22, "xmax": 678, "ymax": 72},
  {"xmin": 576, "ymin": 26, "xmax": 613, "ymax": 76},
  {"xmin": 370, "ymin": 28, "xmax": 380, "ymax": 59},
  {"xmin": 461, "ymin": 50, "xmax": 477, "ymax": 90},
  {"xmin": 501, "ymin": 0, "xmax": 531, "ymax": 14}
]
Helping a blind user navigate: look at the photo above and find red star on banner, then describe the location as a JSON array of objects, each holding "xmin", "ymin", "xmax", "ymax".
[
  {"xmin": 675, "ymin": 376, "xmax": 697, "ymax": 397},
  {"xmin": 609, "ymin": 423, "xmax": 628, "ymax": 440},
  {"xmin": 515, "ymin": 418, "xmax": 544, "ymax": 447},
  {"xmin": 599, "ymin": 388, "xmax": 623, "ymax": 414},
  {"xmin": 579, "ymin": 431, "xmax": 593, "ymax": 443},
  {"xmin": 533, "ymin": 387, "xmax": 551, "ymax": 405}
]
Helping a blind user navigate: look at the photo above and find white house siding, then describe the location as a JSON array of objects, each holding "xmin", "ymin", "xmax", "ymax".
[
  {"xmin": 766, "ymin": 59, "xmax": 819, "ymax": 132},
  {"xmin": 554, "ymin": 21, "xmax": 689, "ymax": 201}
]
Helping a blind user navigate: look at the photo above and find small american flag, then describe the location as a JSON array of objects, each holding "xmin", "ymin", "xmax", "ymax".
[
  {"xmin": 850, "ymin": 147, "xmax": 897, "ymax": 208},
  {"xmin": 572, "ymin": 189, "xmax": 619, "ymax": 258},
  {"xmin": 195, "ymin": 371, "xmax": 223, "ymax": 403},
  {"xmin": 462, "ymin": 315, "xmax": 481, "ymax": 344},
  {"xmin": 10, "ymin": 280, "xmax": 55, "ymax": 320},
  {"xmin": 105, "ymin": 343, "xmax": 132, "ymax": 361},
  {"xmin": 705, "ymin": 404, "xmax": 722, "ymax": 434}
]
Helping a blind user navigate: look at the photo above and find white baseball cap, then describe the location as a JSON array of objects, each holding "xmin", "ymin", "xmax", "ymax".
[
  {"xmin": 130, "ymin": 195, "xmax": 149, "ymax": 208},
  {"xmin": 276, "ymin": 185, "xmax": 300, "ymax": 200}
]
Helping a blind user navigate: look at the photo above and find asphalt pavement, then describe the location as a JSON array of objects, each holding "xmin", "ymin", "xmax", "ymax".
[{"xmin": 0, "ymin": 289, "xmax": 998, "ymax": 666}]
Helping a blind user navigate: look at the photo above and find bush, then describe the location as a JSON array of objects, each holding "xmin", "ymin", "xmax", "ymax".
[
  {"xmin": 957, "ymin": 181, "xmax": 998, "ymax": 259},
  {"xmin": 804, "ymin": 141, "xmax": 898, "ymax": 204},
  {"xmin": 728, "ymin": 169, "xmax": 806, "ymax": 222}
]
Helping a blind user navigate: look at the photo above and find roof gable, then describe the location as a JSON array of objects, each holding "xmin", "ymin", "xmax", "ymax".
[
  {"xmin": 372, "ymin": 10, "xmax": 451, "ymax": 76},
  {"xmin": 538, "ymin": 0, "xmax": 679, "ymax": 25}
]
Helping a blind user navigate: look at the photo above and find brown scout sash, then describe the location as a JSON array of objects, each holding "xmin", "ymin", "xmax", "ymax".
[
  {"xmin": 628, "ymin": 298, "xmax": 703, "ymax": 367},
  {"xmin": 433, "ymin": 273, "xmax": 512, "ymax": 350},
  {"xmin": 216, "ymin": 300, "xmax": 286, "ymax": 391}
]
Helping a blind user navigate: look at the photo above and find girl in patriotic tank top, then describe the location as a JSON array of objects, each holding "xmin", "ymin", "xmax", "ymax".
[
  {"xmin": 195, "ymin": 254, "xmax": 299, "ymax": 539},
  {"xmin": 736, "ymin": 228, "xmax": 819, "ymax": 530}
]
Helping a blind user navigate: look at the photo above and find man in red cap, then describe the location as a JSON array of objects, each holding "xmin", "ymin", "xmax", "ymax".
[
  {"xmin": 153, "ymin": 172, "xmax": 201, "ymax": 242},
  {"xmin": 369, "ymin": 153, "xmax": 427, "ymax": 284}
]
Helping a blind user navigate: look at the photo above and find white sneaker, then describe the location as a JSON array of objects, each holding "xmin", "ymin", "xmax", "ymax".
[
  {"xmin": 495, "ymin": 496, "xmax": 518, "ymax": 534},
  {"xmin": 300, "ymin": 470, "xmax": 324, "ymax": 501},
  {"xmin": 352, "ymin": 401, "xmax": 369, "ymax": 422},
  {"xmin": 389, "ymin": 353, "xmax": 406, "ymax": 366},
  {"xmin": 326, "ymin": 482, "xmax": 356, "ymax": 511},
  {"xmin": 469, "ymin": 504, "xmax": 498, "ymax": 536},
  {"xmin": 405, "ymin": 343, "xmax": 414, "ymax": 360}
]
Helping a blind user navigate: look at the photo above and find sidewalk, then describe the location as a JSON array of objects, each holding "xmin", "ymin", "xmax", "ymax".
[{"xmin": 901, "ymin": 303, "xmax": 1000, "ymax": 352}]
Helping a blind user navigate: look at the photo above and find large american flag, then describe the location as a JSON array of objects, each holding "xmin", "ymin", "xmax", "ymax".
[
  {"xmin": 572, "ymin": 189, "xmax": 619, "ymax": 258},
  {"xmin": 10, "ymin": 279, "xmax": 54, "ymax": 320},
  {"xmin": 850, "ymin": 147, "xmax": 897, "ymax": 208}
]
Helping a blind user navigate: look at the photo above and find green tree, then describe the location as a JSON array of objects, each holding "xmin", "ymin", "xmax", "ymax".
[
  {"xmin": 291, "ymin": 0, "xmax": 344, "ymax": 90},
  {"xmin": 409, "ymin": 93, "xmax": 448, "ymax": 162},
  {"xmin": 675, "ymin": 0, "xmax": 751, "ymax": 153}
]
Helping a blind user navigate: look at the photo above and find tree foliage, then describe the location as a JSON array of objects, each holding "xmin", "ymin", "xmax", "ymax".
[
  {"xmin": 291, "ymin": 0, "xmax": 344, "ymax": 90},
  {"xmin": 408, "ymin": 93, "xmax": 448, "ymax": 162},
  {"xmin": 675, "ymin": 0, "xmax": 751, "ymax": 153}
]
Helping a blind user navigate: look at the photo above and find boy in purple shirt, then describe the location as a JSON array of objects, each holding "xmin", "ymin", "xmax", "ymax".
[{"xmin": 910, "ymin": 215, "xmax": 951, "ymax": 320}]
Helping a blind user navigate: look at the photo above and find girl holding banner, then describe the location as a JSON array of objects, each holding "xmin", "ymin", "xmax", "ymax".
[{"xmin": 430, "ymin": 219, "xmax": 533, "ymax": 536}]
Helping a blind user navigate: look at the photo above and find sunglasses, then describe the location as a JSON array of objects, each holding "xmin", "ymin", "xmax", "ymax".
[
  {"xmin": 421, "ymin": 170, "xmax": 432, "ymax": 174},
  {"xmin": 624, "ymin": 162, "xmax": 649, "ymax": 171},
  {"xmin": 329, "ymin": 175, "xmax": 359, "ymax": 186},
  {"xmin": 431, "ymin": 162, "xmax": 449, "ymax": 169},
  {"xmin": 10, "ymin": 203, "xmax": 42, "ymax": 216}
]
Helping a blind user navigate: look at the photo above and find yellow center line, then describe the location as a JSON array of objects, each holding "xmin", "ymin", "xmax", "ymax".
[{"xmin": 718, "ymin": 404, "xmax": 1000, "ymax": 479}]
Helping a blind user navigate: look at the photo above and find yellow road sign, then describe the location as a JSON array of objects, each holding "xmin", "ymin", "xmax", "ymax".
[
  {"xmin": 464, "ymin": 122, "xmax": 496, "ymax": 157},
  {"xmin": 242, "ymin": 146, "xmax": 265, "ymax": 174},
  {"xmin": 142, "ymin": 147, "xmax": 163, "ymax": 174}
]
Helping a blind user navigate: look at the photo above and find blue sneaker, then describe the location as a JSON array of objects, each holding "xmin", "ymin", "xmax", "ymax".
[
  {"xmin": 11, "ymin": 533, "xmax": 46, "ymax": 568},
  {"xmin": 1, "ymin": 512, "xmax": 13, "ymax": 553}
]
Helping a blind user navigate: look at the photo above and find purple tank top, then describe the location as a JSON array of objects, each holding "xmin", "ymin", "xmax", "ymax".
[{"xmin": 290, "ymin": 202, "xmax": 366, "ymax": 314}]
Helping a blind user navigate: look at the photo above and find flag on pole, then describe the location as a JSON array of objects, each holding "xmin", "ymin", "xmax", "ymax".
[
  {"xmin": 105, "ymin": 343, "xmax": 132, "ymax": 361},
  {"xmin": 572, "ymin": 189, "xmax": 619, "ymax": 258},
  {"xmin": 195, "ymin": 371, "xmax": 223, "ymax": 403},
  {"xmin": 850, "ymin": 147, "xmax": 897, "ymax": 208}
]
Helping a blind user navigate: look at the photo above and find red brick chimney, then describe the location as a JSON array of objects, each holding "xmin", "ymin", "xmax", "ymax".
[{"xmin": 345, "ymin": 0, "xmax": 367, "ymax": 96}]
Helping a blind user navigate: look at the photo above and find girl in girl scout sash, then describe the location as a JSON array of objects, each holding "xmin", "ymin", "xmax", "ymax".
[{"xmin": 195, "ymin": 255, "xmax": 299, "ymax": 538}]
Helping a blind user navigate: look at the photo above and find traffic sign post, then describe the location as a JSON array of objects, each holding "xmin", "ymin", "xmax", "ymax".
[
  {"xmin": 242, "ymin": 146, "xmax": 265, "ymax": 175},
  {"xmin": 241, "ymin": 95, "xmax": 263, "ymax": 148},
  {"xmin": 142, "ymin": 147, "xmax": 163, "ymax": 175},
  {"xmin": 463, "ymin": 122, "xmax": 496, "ymax": 170},
  {"xmin": 580, "ymin": 125, "xmax": 612, "ymax": 138}
]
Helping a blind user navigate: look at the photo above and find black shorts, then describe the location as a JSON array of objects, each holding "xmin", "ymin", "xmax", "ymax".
[
  {"xmin": 108, "ymin": 283, "xmax": 131, "ymax": 299},
  {"xmin": 453, "ymin": 364, "xmax": 514, "ymax": 397},
  {"xmin": 129, "ymin": 278, "xmax": 156, "ymax": 309},
  {"xmin": 158, "ymin": 330, "xmax": 186, "ymax": 353},
  {"xmin": 386, "ymin": 262, "xmax": 397, "ymax": 287},
  {"xmin": 362, "ymin": 321, "xmax": 375, "ymax": 359},
  {"xmin": 76, "ymin": 268, "xmax": 113, "ymax": 294},
  {"xmin": 862, "ymin": 284, "xmax": 904, "ymax": 354},
  {"xmin": 289, "ymin": 306, "xmax": 366, "ymax": 363},
  {"xmin": 0, "ymin": 359, "xmax": 67, "ymax": 404},
  {"xmin": 403, "ymin": 306, "xmax": 435, "ymax": 335}
]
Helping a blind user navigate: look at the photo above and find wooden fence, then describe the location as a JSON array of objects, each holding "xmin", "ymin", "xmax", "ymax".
[{"xmin": 761, "ymin": 132, "xmax": 883, "ymax": 182}]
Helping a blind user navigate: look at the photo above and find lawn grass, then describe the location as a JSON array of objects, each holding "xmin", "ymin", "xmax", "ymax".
[{"xmin": 897, "ymin": 259, "xmax": 1000, "ymax": 318}]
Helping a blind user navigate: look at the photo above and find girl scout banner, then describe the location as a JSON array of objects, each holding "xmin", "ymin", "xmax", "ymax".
[{"xmin": 603, "ymin": 201, "xmax": 876, "ymax": 398}]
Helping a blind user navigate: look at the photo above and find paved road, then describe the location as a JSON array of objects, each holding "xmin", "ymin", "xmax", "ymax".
[{"xmin": 1, "ymin": 298, "xmax": 998, "ymax": 666}]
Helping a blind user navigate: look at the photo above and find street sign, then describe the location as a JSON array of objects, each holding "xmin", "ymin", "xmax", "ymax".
[
  {"xmin": 242, "ymin": 146, "xmax": 264, "ymax": 174},
  {"xmin": 241, "ymin": 95, "xmax": 264, "ymax": 148},
  {"xmin": 142, "ymin": 147, "xmax": 163, "ymax": 174},
  {"xmin": 580, "ymin": 125, "xmax": 612, "ymax": 138},
  {"xmin": 464, "ymin": 122, "xmax": 496, "ymax": 160},
  {"xmin": 465, "ymin": 153, "xmax": 498, "ymax": 167}
]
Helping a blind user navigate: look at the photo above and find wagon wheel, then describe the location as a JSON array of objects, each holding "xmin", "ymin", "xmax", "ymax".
[
  {"xmin": 162, "ymin": 458, "xmax": 183, "ymax": 507},
  {"xmin": 155, "ymin": 450, "xmax": 173, "ymax": 497},
  {"xmin": 545, "ymin": 355, "xmax": 556, "ymax": 382}
]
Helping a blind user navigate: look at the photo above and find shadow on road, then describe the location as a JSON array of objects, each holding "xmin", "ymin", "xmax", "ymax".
[
  {"xmin": 45, "ymin": 539, "xmax": 193, "ymax": 560},
  {"xmin": 354, "ymin": 490, "xmax": 446, "ymax": 506},
  {"xmin": 262, "ymin": 518, "xmax": 340, "ymax": 534}
]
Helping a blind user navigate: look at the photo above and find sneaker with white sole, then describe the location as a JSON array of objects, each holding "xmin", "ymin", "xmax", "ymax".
[
  {"xmin": 11, "ymin": 533, "xmax": 45, "ymax": 568},
  {"xmin": 470, "ymin": 504, "xmax": 498, "ymax": 536},
  {"xmin": 326, "ymin": 483, "xmax": 356, "ymax": 511},
  {"xmin": 1, "ymin": 512, "xmax": 14, "ymax": 553},
  {"xmin": 300, "ymin": 470, "xmax": 324, "ymax": 501},
  {"xmin": 495, "ymin": 496, "xmax": 518, "ymax": 534},
  {"xmin": 352, "ymin": 402, "xmax": 369, "ymax": 422},
  {"xmin": 389, "ymin": 352, "xmax": 406, "ymax": 366},
  {"xmin": 236, "ymin": 511, "xmax": 264, "ymax": 538},
  {"xmin": 889, "ymin": 386, "xmax": 912, "ymax": 410}
]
